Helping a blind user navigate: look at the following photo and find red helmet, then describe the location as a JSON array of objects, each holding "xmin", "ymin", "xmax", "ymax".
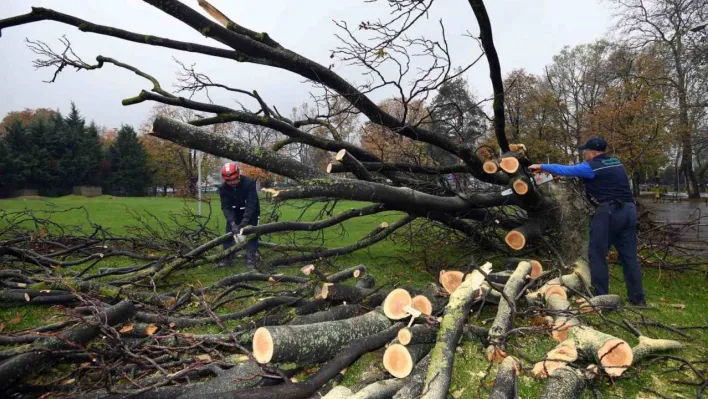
[{"xmin": 221, "ymin": 162, "xmax": 240, "ymax": 181}]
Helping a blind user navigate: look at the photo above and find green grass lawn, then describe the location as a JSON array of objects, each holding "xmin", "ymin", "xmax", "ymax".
[{"xmin": 1, "ymin": 195, "xmax": 706, "ymax": 398}]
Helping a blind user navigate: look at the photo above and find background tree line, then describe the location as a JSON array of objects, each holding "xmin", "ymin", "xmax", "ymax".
[{"xmin": 0, "ymin": 103, "xmax": 219, "ymax": 198}]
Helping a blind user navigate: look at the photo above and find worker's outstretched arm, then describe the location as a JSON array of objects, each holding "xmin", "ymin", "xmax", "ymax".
[
  {"xmin": 541, "ymin": 162, "xmax": 595, "ymax": 179},
  {"xmin": 240, "ymin": 180, "xmax": 260, "ymax": 227}
]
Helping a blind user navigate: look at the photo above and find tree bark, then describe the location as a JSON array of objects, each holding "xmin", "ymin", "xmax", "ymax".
[
  {"xmin": 420, "ymin": 265, "xmax": 489, "ymax": 399},
  {"xmin": 487, "ymin": 261, "xmax": 532, "ymax": 356},
  {"xmin": 539, "ymin": 366, "xmax": 586, "ymax": 399},
  {"xmin": 234, "ymin": 323, "xmax": 404, "ymax": 399},
  {"xmin": 490, "ymin": 356, "xmax": 519, "ymax": 399},
  {"xmin": 252, "ymin": 310, "xmax": 392, "ymax": 364}
]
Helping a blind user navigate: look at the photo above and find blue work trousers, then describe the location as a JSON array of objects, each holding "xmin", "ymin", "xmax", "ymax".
[{"xmin": 588, "ymin": 202, "xmax": 645, "ymax": 303}]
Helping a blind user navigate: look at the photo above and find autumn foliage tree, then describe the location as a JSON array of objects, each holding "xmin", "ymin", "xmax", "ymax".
[{"xmin": 361, "ymin": 99, "xmax": 432, "ymax": 164}]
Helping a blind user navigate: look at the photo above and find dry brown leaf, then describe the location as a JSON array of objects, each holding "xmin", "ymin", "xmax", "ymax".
[
  {"xmin": 62, "ymin": 378, "xmax": 75, "ymax": 385},
  {"xmin": 0, "ymin": 322, "xmax": 5, "ymax": 333},
  {"xmin": 452, "ymin": 388, "xmax": 465, "ymax": 398},
  {"xmin": 195, "ymin": 354, "xmax": 212, "ymax": 362},
  {"xmin": 119, "ymin": 323, "xmax": 134, "ymax": 334},
  {"xmin": 164, "ymin": 297, "xmax": 176, "ymax": 308},
  {"xmin": 531, "ymin": 316, "xmax": 551, "ymax": 327},
  {"xmin": 17, "ymin": 283, "xmax": 27, "ymax": 288},
  {"xmin": 145, "ymin": 324, "xmax": 159, "ymax": 336},
  {"xmin": 10, "ymin": 312, "xmax": 23, "ymax": 324},
  {"xmin": 670, "ymin": 303, "xmax": 686, "ymax": 310}
]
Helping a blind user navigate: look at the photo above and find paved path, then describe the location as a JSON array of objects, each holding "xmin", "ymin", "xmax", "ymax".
[{"xmin": 640, "ymin": 199, "xmax": 708, "ymax": 246}]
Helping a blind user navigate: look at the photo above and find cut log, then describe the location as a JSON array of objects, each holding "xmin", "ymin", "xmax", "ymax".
[
  {"xmin": 499, "ymin": 156, "xmax": 520, "ymax": 173},
  {"xmin": 512, "ymin": 178, "xmax": 529, "ymax": 195},
  {"xmin": 543, "ymin": 285, "xmax": 568, "ymax": 300},
  {"xmin": 119, "ymin": 322, "xmax": 160, "ymax": 337},
  {"xmin": 545, "ymin": 295, "xmax": 579, "ymax": 342},
  {"xmin": 288, "ymin": 304, "xmax": 359, "ymax": 326},
  {"xmin": 577, "ymin": 294, "xmax": 621, "ymax": 314},
  {"xmin": 397, "ymin": 324, "xmax": 438, "ymax": 346},
  {"xmin": 439, "ymin": 270, "xmax": 464, "ymax": 294},
  {"xmin": 508, "ymin": 143, "xmax": 526, "ymax": 154},
  {"xmin": 316, "ymin": 283, "xmax": 374, "ymax": 303},
  {"xmin": 490, "ymin": 356, "xmax": 520, "ymax": 399},
  {"xmin": 487, "ymin": 261, "xmax": 533, "ymax": 360},
  {"xmin": 547, "ymin": 259, "xmax": 591, "ymax": 293},
  {"xmin": 631, "ymin": 335, "xmax": 682, "ymax": 363},
  {"xmin": 301, "ymin": 264, "xmax": 316, "ymax": 275},
  {"xmin": 420, "ymin": 262, "xmax": 491, "ymax": 399},
  {"xmin": 539, "ymin": 366, "xmax": 586, "ymax": 399},
  {"xmin": 334, "ymin": 149, "xmax": 374, "ymax": 181},
  {"xmin": 0, "ymin": 300, "xmax": 136, "ymax": 391},
  {"xmin": 382, "ymin": 288, "xmax": 413, "ymax": 320},
  {"xmin": 411, "ymin": 295, "xmax": 433, "ymax": 316},
  {"xmin": 252, "ymin": 310, "xmax": 391, "ymax": 364},
  {"xmin": 504, "ymin": 222, "xmax": 542, "ymax": 251},
  {"xmin": 503, "ymin": 258, "xmax": 543, "ymax": 278},
  {"xmin": 237, "ymin": 323, "xmax": 404, "ymax": 399},
  {"xmin": 355, "ymin": 274, "xmax": 376, "ymax": 289},
  {"xmin": 345, "ymin": 353, "xmax": 431, "ymax": 399},
  {"xmin": 567, "ymin": 326, "xmax": 633, "ymax": 377},
  {"xmin": 383, "ymin": 343, "xmax": 433, "ymax": 378},
  {"xmin": 483, "ymin": 160, "xmax": 499, "ymax": 174},
  {"xmin": 532, "ymin": 340, "xmax": 578, "ymax": 378},
  {"xmin": 326, "ymin": 265, "xmax": 367, "ymax": 283}
]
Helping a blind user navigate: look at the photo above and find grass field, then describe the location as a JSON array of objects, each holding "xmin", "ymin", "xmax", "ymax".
[{"xmin": 1, "ymin": 195, "xmax": 706, "ymax": 398}]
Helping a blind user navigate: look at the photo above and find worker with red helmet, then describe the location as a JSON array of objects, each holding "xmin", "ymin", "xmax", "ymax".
[{"xmin": 217, "ymin": 162, "xmax": 260, "ymax": 269}]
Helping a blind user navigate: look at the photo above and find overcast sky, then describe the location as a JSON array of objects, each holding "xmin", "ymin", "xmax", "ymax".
[{"xmin": 0, "ymin": 0, "xmax": 614, "ymax": 130}]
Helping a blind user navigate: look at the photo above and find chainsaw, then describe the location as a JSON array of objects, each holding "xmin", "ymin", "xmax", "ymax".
[{"xmin": 530, "ymin": 170, "xmax": 558, "ymax": 186}]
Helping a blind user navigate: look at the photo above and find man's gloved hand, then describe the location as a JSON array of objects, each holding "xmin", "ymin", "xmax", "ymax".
[
  {"xmin": 230, "ymin": 222, "xmax": 245, "ymax": 244},
  {"xmin": 234, "ymin": 233, "xmax": 246, "ymax": 244}
]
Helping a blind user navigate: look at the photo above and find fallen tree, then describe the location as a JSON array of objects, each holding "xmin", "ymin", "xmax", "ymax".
[{"xmin": 0, "ymin": 0, "xmax": 695, "ymax": 397}]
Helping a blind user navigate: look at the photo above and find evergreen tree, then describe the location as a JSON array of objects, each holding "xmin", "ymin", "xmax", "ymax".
[
  {"xmin": 0, "ymin": 119, "xmax": 45, "ymax": 191},
  {"xmin": 429, "ymin": 76, "xmax": 486, "ymax": 164},
  {"xmin": 78, "ymin": 121, "xmax": 103, "ymax": 186},
  {"xmin": 106, "ymin": 125, "xmax": 150, "ymax": 196}
]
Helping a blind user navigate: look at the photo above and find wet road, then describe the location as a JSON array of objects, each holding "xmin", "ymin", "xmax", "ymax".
[{"xmin": 640, "ymin": 199, "xmax": 708, "ymax": 243}]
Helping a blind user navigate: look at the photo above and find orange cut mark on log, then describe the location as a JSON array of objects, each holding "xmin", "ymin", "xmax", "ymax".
[
  {"xmin": 411, "ymin": 295, "xmax": 433, "ymax": 316},
  {"xmin": 383, "ymin": 344, "xmax": 415, "ymax": 378},
  {"xmin": 512, "ymin": 179, "xmax": 529, "ymax": 195},
  {"xmin": 382, "ymin": 288, "xmax": 413, "ymax": 320},
  {"xmin": 598, "ymin": 338, "xmax": 633, "ymax": 377},
  {"xmin": 504, "ymin": 231, "xmax": 526, "ymax": 251},
  {"xmin": 499, "ymin": 157, "xmax": 520, "ymax": 173},
  {"xmin": 253, "ymin": 327, "xmax": 274, "ymax": 364},
  {"xmin": 119, "ymin": 323, "xmax": 134, "ymax": 334},
  {"xmin": 483, "ymin": 161, "xmax": 498, "ymax": 174},
  {"xmin": 529, "ymin": 260, "xmax": 543, "ymax": 278}
]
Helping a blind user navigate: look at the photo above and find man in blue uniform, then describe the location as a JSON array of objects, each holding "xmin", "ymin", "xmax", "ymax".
[
  {"xmin": 529, "ymin": 137, "xmax": 646, "ymax": 306},
  {"xmin": 217, "ymin": 162, "xmax": 260, "ymax": 270}
]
